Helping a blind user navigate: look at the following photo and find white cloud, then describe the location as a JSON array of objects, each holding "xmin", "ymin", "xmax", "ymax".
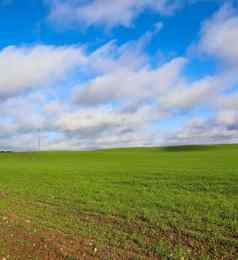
[
  {"xmin": 51, "ymin": 106, "xmax": 152, "ymax": 150},
  {"xmin": 0, "ymin": 45, "xmax": 86, "ymax": 99},
  {"xmin": 73, "ymin": 57, "xmax": 187, "ymax": 106},
  {"xmin": 87, "ymin": 38, "xmax": 149, "ymax": 73},
  {"xmin": 73, "ymin": 55, "xmax": 238, "ymax": 114},
  {"xmin": 158, "ymin": 78, "xmax": 214, "ymax": 110},
  {"xmin": 216, "ymin": 110, "xmax": 238, "ymax": 129},
  {"xmin": 45, "ymin": 102, "xmax": 163, "ymax": 150},
  {"xmin": 0, "ymin": 40, "xmax": 147, "ymax": 100},
  {"xmin": 47, "ymin": 0, "xmax": 181, "ymax": 28},
  {"xmin": 197, "ymin": 3, "xmax": 238, "ymax": 65},
  {"xmin": 158, "ymin": 71, "xmax": 238, "ymax": 111},
  {"xmin": 171, "ymin": 110, "xmax": 238, "ymax": 145},
  {"xmin": 0, "ymin": 92, "xmax": 160, "ymax": 151},
  {"xmin": 218, "ymin": 93, "xmax": 238, "ymax": 110}
]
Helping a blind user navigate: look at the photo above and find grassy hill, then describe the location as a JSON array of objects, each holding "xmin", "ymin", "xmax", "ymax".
[{"xmin": 0, "ymin": 144, "xmax": 237, "ymax": 259}]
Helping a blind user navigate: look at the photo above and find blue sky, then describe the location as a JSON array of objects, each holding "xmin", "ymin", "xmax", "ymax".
[{"xmin": 0, "ymin": 0, "xmax": 238, "ymax": 150}]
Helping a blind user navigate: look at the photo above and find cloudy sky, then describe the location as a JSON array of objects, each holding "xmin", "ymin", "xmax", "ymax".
[{"xmin": 1, "ymin": 0, "xmax": 238, "ymax": 150}]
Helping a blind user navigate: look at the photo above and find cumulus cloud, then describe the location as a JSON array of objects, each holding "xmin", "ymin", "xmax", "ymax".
[
  {"xmin": 47, "ymin": 0, "xmax": 181, "ymax": 28},
  {"xmin": 73, "ymin": 55, "xmax": 238, "ymax": 114},
  {"xmin": 0, "ymin": 36, "xmax": 157, "ymax": 150},
  {"xmin": 0, "ymin": 92, "xmax": 160, "ymax": 151},
  {"xmin": 197, "ymin": 3, "xmax": 238, "ymax": 65},
  {"xmin": 0, "ymin": 45, "xmax": 86, "ymax": 99},
  {"xmin": 1, "ymin": 3, "xmax": 238, "ymax": 151},
  {"xmin": 158, "ymin": 70, "xmax": 238, "ymax": 111},
  {"xmin": 50, "ymin": 104, "xmax": 162, "ymax": 150},
  {"xmin": 55, "ymin": 105, "xmax": 154, "ymax": 133},
  {"xmin": 218, "ymin": 93, "xmax": 238, "ymax": 110},
  {"xmin": 1, "ymin": 43, "xmax": 237, "ymax": 151},
  {"xmin": 171, "ymin": 110, "xmax": 238, "ymax": 145},
  {"xmin": 0, "ymin": 39, "xmax": 147, "ymax": 101},
  {"xmin": 87, "ymin": 37, "xmax": 149, "ymax": 73},
  {"xmin": 73, "ymin": 57, "xmax": 187, "ymax": 106}
]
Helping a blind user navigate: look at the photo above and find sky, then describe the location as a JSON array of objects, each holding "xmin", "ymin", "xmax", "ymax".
[{"xmin": 1, "ymin": 0, "xmax": 238, "ymax": 151}]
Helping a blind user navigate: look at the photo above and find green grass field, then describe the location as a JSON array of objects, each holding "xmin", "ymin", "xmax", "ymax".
[{"xmin": 0, "ymin": 144, "xmax": 237, "ymax": 259}]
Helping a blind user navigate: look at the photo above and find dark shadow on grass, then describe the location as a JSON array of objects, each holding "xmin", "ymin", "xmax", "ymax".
[{"xmin": 160, "ymin": 145, "xmax": 216, "ymax": 152}]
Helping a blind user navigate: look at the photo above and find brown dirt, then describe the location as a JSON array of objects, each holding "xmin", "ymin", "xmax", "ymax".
[
  {"xmin": 1, "ymin": 205, "xmax": 236, "ymax": 260},
  {"xmin": 0, "ymin": 211, "xmax": 156, "ymax": 260}
]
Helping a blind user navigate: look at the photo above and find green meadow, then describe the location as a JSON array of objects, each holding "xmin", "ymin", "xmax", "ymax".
[{"xmin": 0, "ymin": 144, "xmax": 237, "ymax": 259}]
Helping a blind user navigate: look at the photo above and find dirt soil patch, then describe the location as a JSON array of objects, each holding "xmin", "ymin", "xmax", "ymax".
[{"xmin": 0, "ymin": 211, "xmax": 155, "ymax": 260}]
